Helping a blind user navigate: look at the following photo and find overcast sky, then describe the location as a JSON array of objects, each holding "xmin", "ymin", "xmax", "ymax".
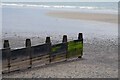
[{"xmin": 1, "ymin": 0, "xmax": 120, "ymax": 2}]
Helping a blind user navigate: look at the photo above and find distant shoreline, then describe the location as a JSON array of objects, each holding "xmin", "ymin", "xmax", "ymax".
[{"xmin": 46, "ymin": 12, "xmax": 118, "ymax": 24}]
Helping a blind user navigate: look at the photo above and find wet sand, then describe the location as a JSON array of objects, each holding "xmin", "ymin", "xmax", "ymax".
[{"xmin": 46, "ymin": 12, "xmax": 118, "ymax": 24}]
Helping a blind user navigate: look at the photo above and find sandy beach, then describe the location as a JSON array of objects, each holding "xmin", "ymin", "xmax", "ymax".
[
  {"xmin": 46, "ymin": 12, "xmax": 118, "ymax": 24},
  {"xmin": 2, "ymin": 5, "xmax": 118, "ymax": 78}
]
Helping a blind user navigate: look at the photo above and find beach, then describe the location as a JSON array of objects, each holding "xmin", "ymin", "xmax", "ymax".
[
  {"xmin": 2, "ymin": 2, "xmax": 118, "ymax": 78},
  {"xmin": 2, "ymin": 37, "xmax": 118, "ymax": 78},
  {"xmin": 46, "ymin": 12, "xmax": 118, "ymax": 24}
]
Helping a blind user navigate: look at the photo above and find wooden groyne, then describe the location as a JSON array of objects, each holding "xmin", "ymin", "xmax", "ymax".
[{"xmin": 2, "ymin": 33, "xmax": 83, "ymax": 73}]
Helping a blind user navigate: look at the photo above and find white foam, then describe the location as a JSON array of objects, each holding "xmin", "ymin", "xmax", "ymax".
[
  {"xmin": 1, "ymin": 3, "xmax": 110, "ymax": 10},
  {"xmin": 2, "ymin": 3, "xmax": 118, "ymax": 14},
  {"xmin": 2, "ymin": 3, "xmax": 24, "ymax": 7}
]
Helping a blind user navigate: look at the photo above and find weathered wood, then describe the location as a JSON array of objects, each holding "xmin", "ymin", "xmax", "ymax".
[
  {"xmin": 10, "ymin": 48, "xmax": 28, "ymax": 63},
  {"xmin": 6, "ymin": 55, "xmax": 49, "ymax": 71},
  {"xmin": 31, "ymin": 44, "xmax": 49, "ymax": 58},
  {"xmin": 26, "ymin": 39, "xmax": 32, "ymax": 68},
  {"xmin": 78, "ymin": 33, "xmax": 83, "ymax": 40},
  {"xmin": 11, "ymin": 54, "xmax": 48, "ymax": 65},
  {"xmin": 8, "ymin": 63, "xmax": 29, "ymax": 73},
  {"xmin": 51, "ymin": 42, "xmax": 67, "ymax": 62},
  {"xmin": 25, "ymin": 39, "xmax": 31, "ymax": 47},
  {"xmin": 5, "ymin": 55, "xmax": 49, "ymax": 72},
  {"xmin": 32, "ymin": 56, "xmax": 49, "ymax": 64},
  {"xmin": 11, "ymin": 60, "xmax": 30, "ymax": 68},
  {"xmin": 62, "ymin": 35, "xmax": 67, "ymax": 43},
  {"xmin": 51, "ymin": 51, "xmax": 67, "ymax": 57},
  {"xmin": 69, "ymin": 52, "xmax": 82, "ymax": 59},
  {"xmin": 2, "ymin": 33, "xmax": 83, "ymax": 73},
  {"xmin": 2, "ymin": 49, "xmax": 9, "ymax": 67},
  {"xmin": 51, "ymin": 54, "xmax": 66, "ymax": 59},
  {"xmin": 45, "ymin": 37, "xmax": 52, "ymax": 63},
  {"xmin": 3, "ymin": 40, "xmax": 10, "ymax": 48},
  {"xmin": 3, "ymin": 40, "xmax": 11, "ymax": 73},
  {"xmin": 78, "ymin": 33, "xmax": 83, "ymax": 58},
  {"xmin": 68, "ymin": 39, "xmax": 83, "ymax": 59},
  {"xmin": 51, "ymin": 55, "xmax": 66, "ymax": 62},
  {"xmin": 52, "ymin": 43, "xmax": 67, "ymax": 53},
  {"xmin": 46, "ymin": 37, "xmax": 51, "ymax": 44},
  {"xmin": 32, "ymin": 55, "xmax": 49, "ymax": 62},
  {"xmin": 62, "ymin": 35, "xmax": 68, "ymax": 60}
]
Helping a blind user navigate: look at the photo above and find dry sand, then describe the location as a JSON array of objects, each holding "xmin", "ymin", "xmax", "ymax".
[{"xmin": 46, "ymin": 12, "xmax": 118, "ymax": 24}]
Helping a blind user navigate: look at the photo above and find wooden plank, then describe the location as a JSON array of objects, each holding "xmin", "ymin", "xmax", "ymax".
[
  {"xmin": 52, "ymin": 43, "xmax": 67, "ymax": 53},
  {"xmin": 32, "ymin": 59, "xmax": 49, "ymax": 67},
  {"xmin": 7, "ymin": 63, "xmax": 30, "ymax": 73},
  {"xmin": 3, "ymin": 56, "xmax": 49, "ymax": 73},
  {"xmin": 2, "ymin": 60, "xmax": 30, "ymax": 73},
  {"xmin": 32, "ymin": 55, "xmax": 49, "ymax": 61},
  {"xmin": 2, "ymin": 65, "xmax": 8, "ymax": 69},
  {"xmin": 68, "ymin": 53, "xmax": 82, "ymax": 59},
  {"xmin": 32, "ymin": 56, "xmax": 49, "ymax": 64},
  {"xmin": 10, "ymin": 57, "xmax": 29, "ymax": 63},
  {"xmin": 2, "ymin": 55, "xmax": 50, "ymax": 73},
  {"xmin": 51, "ymin": 53, "xmax": 66, "ymax": 59},
  {"xmin": 10, "ymin": 63, "xmax": 30, "ymax": 72},
  {"xmin": 11, "ymin": 60, "xmax": 30, "ymax": 68},
  {"xmin": 10, "ymin": 55, "xmax": 49, "ymax": 67},
  {"xmin": 2, "ymin": 70, "xmax": 9, "ymax": 74},
  {"xmin": 2, "ymin": 68, "xmax": 8, "ymax": 73},
  {"xmin": 2, "ymin": 60, "xmax": 8, "ymax": 67},
  {"xmin": 10, "ymin": 48, "xmax": 28, "ymax": 59},
  {"xmin": 68, "ymin": 39, "xmax": 83, "ymax": 58},
  {"xmin": 32, "ymin": 44, "xmax": 50, "ymax": 57},
  {"xmin": 10, "ymin": 43, "xmax": 49, "ymax": 63},
  {"xmin": 11, "ymin": 54, "xmax": 49, "ymax": 63},
  {"xmin": 32, "ymin": 53, "xmax": 49, "ymax": 59},
  {"xmin": 51, "ymin": 55, "xmax": 66, "ymax": 62},
  {"xmin": 51, "ymin": 51, "xmax": 66, "ymax": 57},
  {"xmin": 51, "ymin": 55, "xmax": 66, "ymax": 61}
]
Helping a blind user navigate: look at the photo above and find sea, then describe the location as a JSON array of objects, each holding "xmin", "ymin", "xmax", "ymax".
[
  {"xmin": 2, "ymin": 2, "xmax": 118, "ymax": 40},
  {"xmin": 2, "ymin": 2, "xmax": 118, "ymax": 14}
]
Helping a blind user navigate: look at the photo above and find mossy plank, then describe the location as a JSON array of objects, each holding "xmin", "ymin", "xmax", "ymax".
[{"xmin": 68, "ymin": 40, "xmax": 83, "ymax": 58}]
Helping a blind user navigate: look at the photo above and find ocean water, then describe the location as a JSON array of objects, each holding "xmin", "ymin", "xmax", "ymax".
[
  {"xmin": 2, "ymin": 2, "xmax": 118, "ymax": 14},
  {"xmin": 2, "ymin": 2, "xmax": 118, "ymax": 40}
]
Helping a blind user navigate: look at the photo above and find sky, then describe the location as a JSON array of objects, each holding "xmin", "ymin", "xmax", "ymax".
[{"xmin": 1, "ymin": 0, "xmax": 120, "ymax": 2}]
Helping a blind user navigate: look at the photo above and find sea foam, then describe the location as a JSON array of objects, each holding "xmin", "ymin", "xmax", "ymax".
[{"xmin": 1, "ymin": 3, "xmax": 110, "ymax": 10}]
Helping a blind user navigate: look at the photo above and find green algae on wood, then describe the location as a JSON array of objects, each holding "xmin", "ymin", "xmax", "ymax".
[
  {"xmin": 52, "ymin": 46, "xmax": 61, "ymax": 52},
  {"xmin": 68, "ymin": 41, "xmax": 83, "ymax": 58}
]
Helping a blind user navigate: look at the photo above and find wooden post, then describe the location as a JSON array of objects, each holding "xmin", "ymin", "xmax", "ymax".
[
  {"xmin": 3, "ymin": 40, "xmax": 11, "ymax": 73},
  {"xmin": 26, "ymin": 39, "xmax": 31, "ymax": 47},
  {"xmin": 46, "ymin": 37, "xmax": 51, "ymax": 44},
  {"xmin": 4, "ymin": 40, "xmax": 9, "ymax": 48},
  {"xmin": 78, "ymin": 33, "xmax": 83, "ymax": 58},
  {"xmin": 45, "ymin": 37, "xmax": 52, "ymax": 63},
  {"xmin": 26, "ymin": 39, "xmax": 32, "ymax": 68},
  {"xmin": 62, "ymin": 35, "xmax": 67, "ymax": 43},
  {"xmin": 78, "ymin": 33, "xmax": 83, "ymax": 40},
  {"xmin": 62, "ymin": 35, "xmax": 68, "ymax": 61}
]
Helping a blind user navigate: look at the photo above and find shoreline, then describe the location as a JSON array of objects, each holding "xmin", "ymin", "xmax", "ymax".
[
  {"xmin": 2, "ymin": 7, "xmax": 118, "ymax": 78},
  {"xmin": 2, "ymin": 31, "xmax": 118, "ymax": 49},
  {"xmin": 46, "ymin": 12, "xmax": 118, "ymax": 24}
]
